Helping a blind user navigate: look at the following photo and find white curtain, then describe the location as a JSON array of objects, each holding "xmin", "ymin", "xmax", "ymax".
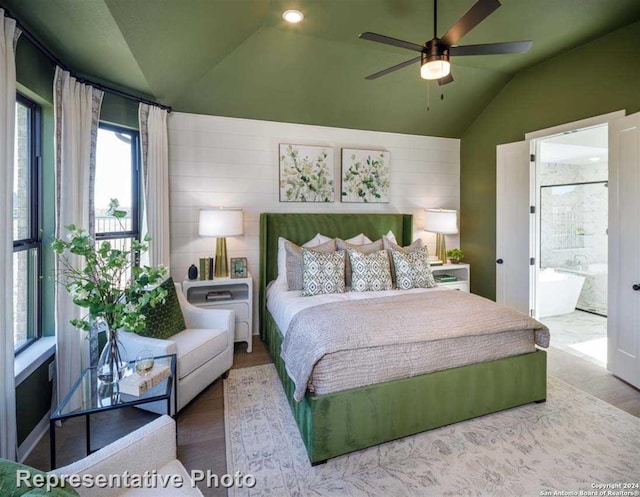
[
  {"xmin": 139, "ymin": 103, "xmax": 170, "ymax": 269},
  {"xmin": 54, "ymin": 66, "xmax": 103, "ymax": 402},
  {"xmin": 0, "ymin": 9, "xmax": 20, "ymax": 462}
]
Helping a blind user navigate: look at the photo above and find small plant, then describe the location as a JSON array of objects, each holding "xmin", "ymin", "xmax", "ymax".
[{"xmin": 446, "ymin": 248, "xmax": 464, "ymax": 264}]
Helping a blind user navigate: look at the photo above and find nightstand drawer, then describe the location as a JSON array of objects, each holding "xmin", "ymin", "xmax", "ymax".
[
  {"xmin": 225, "ymin": 302, "xmax": 250, "ymax": 321},
  {"xmin": 439, "ymin": 281, "xmax": 470, "ymax": 292},
  {"xmin": 235, "ymin": 321, "xmax": 250, "ymax": 340}
]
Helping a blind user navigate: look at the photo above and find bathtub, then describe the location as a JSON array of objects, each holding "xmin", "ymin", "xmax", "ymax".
[
  {"xmin": 559, "ymin": 263, "xmax": 607, "ymax": 277},
  {"xmin": 537, "ymin": 268, "xmax": 586, "ymax": 318},
  {"xmin": 558, "ymin": 263, "xmax": 607, "ymax": 315}
]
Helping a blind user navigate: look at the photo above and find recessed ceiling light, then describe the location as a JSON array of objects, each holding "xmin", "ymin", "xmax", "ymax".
[{"xmin": 282, "ymin": 10, "xmax": 304, "ymax": 23}]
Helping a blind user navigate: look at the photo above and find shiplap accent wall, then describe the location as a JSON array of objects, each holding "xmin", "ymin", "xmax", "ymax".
[{"xmin": 168, "ymin": 112, "xmax": 460, "ymax": 333}]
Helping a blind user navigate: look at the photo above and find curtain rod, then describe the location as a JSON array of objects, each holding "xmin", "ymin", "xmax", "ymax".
[{"xmin": 3, "ymin": 8, "xmax": 172, "ymax": 113}]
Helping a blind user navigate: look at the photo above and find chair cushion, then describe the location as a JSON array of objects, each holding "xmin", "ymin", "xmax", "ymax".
[
  {"xmin": 119, "ymin": 460, "xmax": 203, "ymax": 496},
  {"xmin": 138, "ymin": 278, "xmax": 186, "ymax": 340},
  {"xmin": 171, "ymin": 328, "xmax": 228, "ymax": 380},
  {"xmin": 0, "ymin": 458, "xmax": 79, "ymax": 496}
]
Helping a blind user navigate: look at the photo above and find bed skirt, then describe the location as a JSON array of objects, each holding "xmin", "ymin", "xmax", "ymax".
[{"xmin": 264, "ymin": 311, "xmax": 547, "ymax": 464}]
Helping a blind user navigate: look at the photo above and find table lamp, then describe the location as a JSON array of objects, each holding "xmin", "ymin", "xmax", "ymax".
[
  {"xmin": 424, "ymin": 209, "xmax": 458, "ymax": 263},
  {"xmin": 198, "ymin": 208, "xmax": 243, "ymax": 277}
]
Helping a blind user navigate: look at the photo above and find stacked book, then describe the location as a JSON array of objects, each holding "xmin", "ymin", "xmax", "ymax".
[
  {"xmin": 199, "ymin": 257, "xmax": 214, "ymax": 280},
  {"xmin": 205, "ymin": 290, "xmax": 232, "ymax": 302},
  {"xmin": 434, "ymin": 274, "xmax": 458, "ymax": 283}
]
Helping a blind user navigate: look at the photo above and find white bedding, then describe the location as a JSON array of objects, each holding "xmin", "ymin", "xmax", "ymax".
[{"xmin": 267, "ymin": 280, "xmax": 450, "ymax": 336}]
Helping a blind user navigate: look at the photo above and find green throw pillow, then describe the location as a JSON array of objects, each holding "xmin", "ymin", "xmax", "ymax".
[
  {"xmin": 0, "ymin": 459, "xmax": 79, "ymax": 496},
  {"xmin": 137, "ymin": 277, "xmax": 186, "ymax": 340}
]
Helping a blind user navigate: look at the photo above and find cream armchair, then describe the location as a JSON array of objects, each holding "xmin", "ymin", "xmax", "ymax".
[
  {"xmin": 120, "ymin": 284, "xmax": 234, "ymax": 414},
  {"xmin": 51, "ymin": 415, "xmax": 202, "ymax": 496}
]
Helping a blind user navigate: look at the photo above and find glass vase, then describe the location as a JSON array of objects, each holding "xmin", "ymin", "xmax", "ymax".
[{"xmin": 97, "ymin": 329, "xmax": 129, "ymax": 384}]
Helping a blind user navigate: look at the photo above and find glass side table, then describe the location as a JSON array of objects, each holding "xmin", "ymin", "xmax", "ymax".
[{"xmin": 49, "ymin": 354, "xmax": 177, "ymax": 469}]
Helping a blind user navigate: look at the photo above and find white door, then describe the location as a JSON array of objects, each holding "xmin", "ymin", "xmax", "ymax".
[
  {"xmin": 496, "ymin": 141, "xmax": 532, "ymax": 315},
  {"xmin": 608, "ymin": 112, "xmax": 640, "ymax": 387}
]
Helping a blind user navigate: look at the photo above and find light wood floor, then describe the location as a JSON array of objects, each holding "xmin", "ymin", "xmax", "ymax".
[{"xmin": 25, "ymin": 337, "xmax": 640, "ymax": 497}]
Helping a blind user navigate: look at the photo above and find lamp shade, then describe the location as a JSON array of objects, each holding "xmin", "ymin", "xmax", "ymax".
[
  {"xmin": 198, "ymin": 208, "xmax": 243, "ymax": 237},
  {"xmin": 420, "ymin": 59, "xmax": 451, "ymax": 80},
  {"xmin": 424, "ymin": 209, "xmax": 458, "ymax": 235}
]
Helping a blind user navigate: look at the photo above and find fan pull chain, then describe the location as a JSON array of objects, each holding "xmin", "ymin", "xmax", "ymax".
[{"xmin": 426, "ymin": 81, "xmax": 430, "ymax": 112}]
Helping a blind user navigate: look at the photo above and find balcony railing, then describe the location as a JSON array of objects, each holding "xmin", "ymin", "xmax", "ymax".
[{"xmin": 95, "ymin": 216, "xmax": 132, "ymax": 234}]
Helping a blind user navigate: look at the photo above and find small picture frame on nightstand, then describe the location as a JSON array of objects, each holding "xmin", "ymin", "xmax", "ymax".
[{"xmin": 230, "ymin": 257, "xmax": 248, "ymax": 279}]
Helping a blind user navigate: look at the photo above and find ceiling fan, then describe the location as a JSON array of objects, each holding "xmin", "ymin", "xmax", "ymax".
[{"xmin": 359, "ymin": 0, "xmax": 532, "ymax": 85}]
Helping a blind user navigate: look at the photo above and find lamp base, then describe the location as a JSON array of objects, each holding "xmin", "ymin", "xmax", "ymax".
[
  {"xmin": 214, "ymin": 238, "xmax": 228, "ymax": 277},
  {"xmin": 435, "ymin": 233, "xmax": 447, "ymax": 264}
]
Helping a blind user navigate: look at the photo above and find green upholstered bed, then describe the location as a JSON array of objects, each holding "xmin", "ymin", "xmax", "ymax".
[{"xmin": 259, "ymin": 212, "xmax": 547, "ymax": 464}]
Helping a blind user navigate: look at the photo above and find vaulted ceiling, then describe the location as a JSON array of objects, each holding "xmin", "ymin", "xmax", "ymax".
[{"xmin": 4, "ymin": 0, "xmax": 640, "ymax": 137}]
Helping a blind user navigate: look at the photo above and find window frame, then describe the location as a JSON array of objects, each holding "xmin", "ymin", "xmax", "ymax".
[
  {"xmin": 14, "ymin": 93, "xmax": 42, "ymax": 355},
  {"xmin": 94, "ymin": 123, "xmax": 141, "ymax": 245}
]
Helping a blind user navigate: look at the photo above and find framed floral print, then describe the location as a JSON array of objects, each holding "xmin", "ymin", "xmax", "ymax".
[
  {"xmin": 341, "ymin": 148, "xmax": 390, "ymax": 203},
  {"xmin": 279, "ymin": 144, "xmax": 335, "ymax": 202},
  {"xmin": 230, "ymin": 257, "xmax": 248, "ymax": 279}
]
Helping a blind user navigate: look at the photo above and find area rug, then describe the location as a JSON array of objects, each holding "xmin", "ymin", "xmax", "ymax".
[{"xmin": 224, "ymin": 364, "xmax": 640, "ymax": 497}]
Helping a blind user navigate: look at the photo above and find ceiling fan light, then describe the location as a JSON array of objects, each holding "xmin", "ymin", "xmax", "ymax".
[
  {"xmin": 420, "ymin": 59, "xmax": 451, "ymax": 80},
  {"xmin": 282, "ymin": 10, "xmax": 304, "ymax": 23}
]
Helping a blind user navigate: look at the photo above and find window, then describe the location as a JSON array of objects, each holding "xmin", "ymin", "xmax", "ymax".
[
  {"xmin": 13, "ymin": 94, "xmax": 41, "ymax": 353},
  {"xmin": 94, "ymin": 124, "xmax": 140, "ymax": 255}
]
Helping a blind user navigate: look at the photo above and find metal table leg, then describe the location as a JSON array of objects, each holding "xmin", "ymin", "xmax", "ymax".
[
  {"xmin": 49, "ymin": 419, "xmax": 56, "ymax": 470},
  {"xmin": 85, "ymin": 414, "xmax": 91, "ymax": 455},
  {"xmin": 173, "ymin": 373, "xmax": 178, "ymax": 418}
]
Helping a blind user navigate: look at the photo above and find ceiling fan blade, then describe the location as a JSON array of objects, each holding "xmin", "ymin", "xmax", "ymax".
[
  {"xmin": 365, "ymin": 56, "xmax": 422, "ymax": 80},
  {"xmin": 359, "ymin": 32, "xmax": 425, "ymax": 54},
  {"xmin": 449, "ymin": 40, "xmax": 532, "ymax": 56},
  {"xmin": 440, "ymin": 0, "xmax": 501, "ymax": 47},
  {"xmin": 438, "ymin": 73, "xmax": 454, "ymax": 86}
]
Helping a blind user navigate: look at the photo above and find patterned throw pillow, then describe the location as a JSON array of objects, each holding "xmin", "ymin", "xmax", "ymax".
[
  {"xmin": 349, "ymin": 249, "xmax": 393, "ymax": 292},
  {"xmin": 383, "ymin": 237, "xmax": 424, "ymax": 286},
  {"xmin": 137, "ymin": 277, "xmax": 187, "ymax": 339},
  {"xmin": 285, "ymin": 238, "xmax": 337, "ymax": 291},
  {"xmin": 336, "ymin": 238, "xmax": 383, "ymax": 286},
  {"xmin": 391, "ymin": 247, "xmax": 437, "ymax": 290},
  {"xmin": 301, "ymin": 249, "xmax": 346, "ymax": 296}
]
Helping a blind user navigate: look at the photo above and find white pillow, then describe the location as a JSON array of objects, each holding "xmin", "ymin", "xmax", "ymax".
[
  {"xmin": 277, "ymin": 237, "xmax": 288, "ymax": 284},
  {"xmin": 276, "ymin": 233, "xmax": 335, "ymax": 285},
  {"xmin": 345, "ymin": 233, "xmax": 372, "ymax": 245},
  {"xmin": 385, "ymin": 230, "xmax": 397, "ymax": 245},
  {"xmin": 304, "ymin": 233, "xmax": 333, "ymax": 248}
]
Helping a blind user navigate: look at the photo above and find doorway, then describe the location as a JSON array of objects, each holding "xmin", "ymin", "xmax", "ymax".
[{"xmin": 533, "ymin": 125, "xmax": 608, "ymax": 367}]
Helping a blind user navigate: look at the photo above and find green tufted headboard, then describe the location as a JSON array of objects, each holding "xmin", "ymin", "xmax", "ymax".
[{"xmin": 258, "ymin": 212, "xmax": 413, "ymax": 338}]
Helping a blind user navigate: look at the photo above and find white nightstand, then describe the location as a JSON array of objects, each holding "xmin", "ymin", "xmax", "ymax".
[
  {"xmin": 431, "ymin": 263, "xmax": 470, "ymax": 292},
  {"xmin": 182, "ymin": 274, "xmax": 253, "ymax": 353}
]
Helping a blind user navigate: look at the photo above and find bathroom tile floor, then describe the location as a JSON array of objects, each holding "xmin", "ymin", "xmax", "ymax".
[{"xmin": 540, "ymin": 310, "xmax": 607, "ymax": 367}]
